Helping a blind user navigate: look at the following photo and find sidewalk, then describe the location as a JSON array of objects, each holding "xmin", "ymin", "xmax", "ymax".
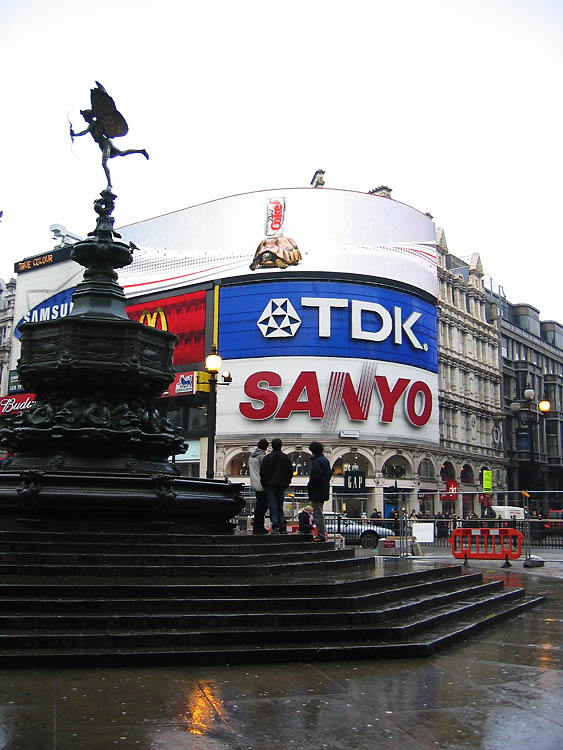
[{"xmin": 355, "ymin": 545, "xmax": 563, "ymax": 582}]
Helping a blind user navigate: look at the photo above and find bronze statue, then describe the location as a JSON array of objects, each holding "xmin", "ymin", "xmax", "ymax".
[{"xmin": 70, "ymin": 82, "xmax": 149, "ymax": 188}]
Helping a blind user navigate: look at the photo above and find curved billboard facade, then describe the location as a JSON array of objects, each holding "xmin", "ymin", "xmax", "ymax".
[
  {"xmin": 118, "ymin": 187, "xmax": 436, "ymax": 298},
  {"xmin": 118, "ymin": 187, "xmax": 439, "ymax": 449}
]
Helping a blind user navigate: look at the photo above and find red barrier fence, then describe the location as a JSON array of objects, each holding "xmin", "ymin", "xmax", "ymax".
[{"xmin": 450, "ymin": 527, "xmax": 524, "ymax": 567}]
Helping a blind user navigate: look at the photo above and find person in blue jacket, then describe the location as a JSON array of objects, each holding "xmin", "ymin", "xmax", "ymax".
[{"xmin": 307, "ymin": 441, "xmax": 332, "ymax": 542}]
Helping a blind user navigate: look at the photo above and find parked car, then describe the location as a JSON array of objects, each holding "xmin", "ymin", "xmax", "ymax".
[
  {"xmin": 323, "ymin": 512, "xmax": 394, "ymax": 548},
  {"xmin": 543, "ymin": 510, "xmax": 563, "ymax": 535}
]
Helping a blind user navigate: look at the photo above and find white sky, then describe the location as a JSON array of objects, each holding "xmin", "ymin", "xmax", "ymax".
[{"xmin": 1, "ymin": 0, "xmax": 562, "ymax": 322}]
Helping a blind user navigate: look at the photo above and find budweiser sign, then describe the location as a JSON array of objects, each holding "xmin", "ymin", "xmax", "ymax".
[
  {"xmin": 0, "ymin": 394, "xmax": 36, "ymax": 415},
  {"xmin": 265, "ymin": 197, "xmax": 285, "ymax": 236}
]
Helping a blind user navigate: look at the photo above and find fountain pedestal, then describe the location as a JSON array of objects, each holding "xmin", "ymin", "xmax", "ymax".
[{"xmin": 0, "ymin": 191, "xmax": 243, "ymax": 531}]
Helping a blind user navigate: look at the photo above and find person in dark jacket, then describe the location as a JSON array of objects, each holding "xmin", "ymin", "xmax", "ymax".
[
  {"xmin": 259, "ymin": 437, "xmax": 293, "ymax": 533},
  {"xmin": 307, "ymin": 441, "xmax": 332, "ymax": 542}
]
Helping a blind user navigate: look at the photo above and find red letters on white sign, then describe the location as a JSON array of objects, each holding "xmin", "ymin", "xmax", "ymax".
[{"xmin": 239, "ymin": 370, "xmax": 432, "ymax": 426}]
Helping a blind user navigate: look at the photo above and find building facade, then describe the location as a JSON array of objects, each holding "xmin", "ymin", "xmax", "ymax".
[
  {"xmin": 435, "ymin": 231, "xmax": 505, "ymax": 517},
  {"xmin": 6, "ymin": 187, "xmax": 559, "ymax": 518},
  {"xmin": 486, "ymin": 292, "xmax": 563, "ymax": 513},
  {"xmin": 0, "ymin": 277, "xmax": 16, "ymax": 399}
]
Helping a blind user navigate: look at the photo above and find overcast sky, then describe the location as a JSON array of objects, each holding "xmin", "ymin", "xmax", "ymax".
[{"xmin": 1, "ymin": 0, "xmax": 562, "ymax": 322}]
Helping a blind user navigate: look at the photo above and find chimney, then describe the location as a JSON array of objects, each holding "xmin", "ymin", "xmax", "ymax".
[
  {"xmin": 310, "ymin": 170, "xmax": 325, "ymax": 188},
  {"xmin": 368, "ymin": 185, "xmax": 392, "ymax": 198}
]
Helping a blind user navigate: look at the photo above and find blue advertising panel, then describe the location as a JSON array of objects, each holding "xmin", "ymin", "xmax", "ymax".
[
  {"xmin": 14, "ymin": 287, "xmax": 76, "ymax": 338},
  {"xmin": 219, "ymin": 280, "xmax": 437, "ymax": 372}
]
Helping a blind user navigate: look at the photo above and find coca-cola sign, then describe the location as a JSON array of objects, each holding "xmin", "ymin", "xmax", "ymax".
[
  {"xmin": 265, "ymin": 197, "xmax": 285, "ymax": 236},
  {"xmin": 0, "ymin": 394, "xmax": 36, "ymax": 415}
]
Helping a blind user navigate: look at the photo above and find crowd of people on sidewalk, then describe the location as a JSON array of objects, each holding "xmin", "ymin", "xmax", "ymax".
[{"xmin": 247, "ymin": 437, "xmax": 509, "ymax": 538}]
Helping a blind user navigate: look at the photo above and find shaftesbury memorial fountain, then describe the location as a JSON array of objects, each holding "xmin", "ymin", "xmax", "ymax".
[{"xmin": 0, "ymin": 82, "xmax": 243, "ymax": 531}]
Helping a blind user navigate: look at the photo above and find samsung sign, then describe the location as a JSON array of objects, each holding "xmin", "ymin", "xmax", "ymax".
[
  {"xmin": 219, "ymin": 280, "xmax": 437, "ymax": 372},
  {"xmin": 14, "ymin": 287, "xmax": 76, "ymax": 339}
]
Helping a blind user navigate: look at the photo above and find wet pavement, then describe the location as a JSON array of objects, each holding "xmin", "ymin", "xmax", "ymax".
[{"xmin": 0, "ymin": 553, "xmax": 562, "ymax": 749}]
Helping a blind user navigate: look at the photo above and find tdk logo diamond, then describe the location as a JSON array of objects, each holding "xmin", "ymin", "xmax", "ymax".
[{"xmin": 257, "ymin": 298, "xmax": 302, "ymax": 338}]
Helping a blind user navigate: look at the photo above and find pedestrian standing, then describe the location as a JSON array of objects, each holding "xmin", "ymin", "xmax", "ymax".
[
  {"xmin": 307, "ymin": 441, "xmax": 332, "ymax": 542},
  {"xmin": 248, "ymin": 438, "xmax": 269, "ymax": 534},
  {"xmin": 259, "ymin": 437, "xmax": 293, "ymax": 533}
]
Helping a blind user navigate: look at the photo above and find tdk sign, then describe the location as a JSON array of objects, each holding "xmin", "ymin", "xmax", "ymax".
[
  {"xmin": 257, "ymin": 298, "xmax": 302, "ymax": 338},
  {"xmin": 220, "ymin": 280, "xmax": 437, "ymax": 373},
  {"xmin": 258, "ymin": 296, "xmax": 426, "ymax": 350}
]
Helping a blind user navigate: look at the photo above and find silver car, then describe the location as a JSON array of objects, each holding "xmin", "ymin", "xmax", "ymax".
[{"xmin": 323, "ymin": 512, "xmax": 394, "ymax": 548}]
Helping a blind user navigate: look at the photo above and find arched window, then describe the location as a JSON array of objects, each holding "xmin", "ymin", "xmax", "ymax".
[
  {"xmin": 460, "ymin": 464, "xmax": 474, "ymax": 484},
  {"xmin": 382, "ymin": 455, "xmax": 411, "ymax": 479},
  {"xmin": 227, "ymin": 452, "xmax": 250, "ymax": 477},
  {"xmin": 440, "ymin": 461, "xmax": 456, "ymax": 482},
  {"xmin": 418, "ymin": 459, "xmax": 435, "ymax": 479},
  {"xmin": 332, "ymin": 452, "xmax": 370, "ymax": 477},
  {"xmin": 289, "ymin": 451, "xmax": 312, "ymax": 477}
]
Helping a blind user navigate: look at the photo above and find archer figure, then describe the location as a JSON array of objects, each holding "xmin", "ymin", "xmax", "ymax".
[{"xmin": 70, "ymin": 81, "xmax": 149, "ymax": 189}]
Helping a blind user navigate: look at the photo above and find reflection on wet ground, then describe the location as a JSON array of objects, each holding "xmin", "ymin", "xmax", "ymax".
[{"xmin": 0, "ymin": 558, "xmax": 562, "ymax": 749}]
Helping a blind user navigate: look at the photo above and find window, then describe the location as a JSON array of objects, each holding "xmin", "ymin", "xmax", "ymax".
[
  {"xmin": 187, "ymin": 405, "xmax": 207, "ymax": 431},
  {"xmin": 227, "ymin": 453, "xmax": 251, "ymax": 477},
  {"xmin": 460, "ymin": 464, "xmax": 474, "ymax": 484},
  {"xmin": 289, "ymin": 451, "xmax": 312, "ymax": 477},
  {"xmin": 418, "ymin": 459, "xmax": 435, "ymax": 479},
  {"xmin": 158, "ymin": 396, "xmax": 209, "ymax": 436},
  {"xmin": 440, "ymin": 461, "xmax": 456, "ymax": 481},
  {"xmin": 382, "ymin": 455, "xmax": 411, "ymax": 479},
  {"xmin": 332, "ymin": 452, "xmax": 370, "ymax": 477}
]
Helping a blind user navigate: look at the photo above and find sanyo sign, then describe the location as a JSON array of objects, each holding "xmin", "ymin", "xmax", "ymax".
[
  {"xmin": 219, "ymin": 280, "xmax": 437, "ymax": 372},
  {"xmin": 217, "ymin": 358, "xmax": 439, "ymax": 443}
]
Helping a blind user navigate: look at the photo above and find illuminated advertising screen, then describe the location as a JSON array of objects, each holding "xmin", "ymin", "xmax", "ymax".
[
  {"xmin": 14, "ymin": 287, "xmax": 76, "ymax": 338},
  {"xmin": 0, "ymin": 393, "xmax": 36, "ymax": 416},
  {"xmin": 217, "ymin": 356, "xmax": 438, "ymax": 443},
  {"xmin": 219, "ymin": 280, "xmax": 437, "ymax": 372},
  {"xmin": 126, "ymin": 290, "xmax": 206, "ymax": 366},
  {"xmin": 217, "ymin": 279, "xmax": 438, "ymax": 443}
]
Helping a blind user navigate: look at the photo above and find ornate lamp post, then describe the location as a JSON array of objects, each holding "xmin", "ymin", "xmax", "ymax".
[
  {"xmin": 204, "ymin": 347, "xmax": 232, "ymax": 479},
  {"xmin": 510, "ymin": 386, "xmax": 551, "ymax": 498},
  {"xmin": 510, "ymin": 385, "xmax": 551, "ymax": 567}
]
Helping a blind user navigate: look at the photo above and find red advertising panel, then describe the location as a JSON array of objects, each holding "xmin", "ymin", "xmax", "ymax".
[
  {"xmin": 126, "ymin": 291, "xmax": 206, "ymax": 366},
  {"xmin": 440, "ymin": 480, "xmax": 458, "ymax": 502},
  {"xmin": 0, "ymin": 393, "xmax": 36, "ymax": 416}
]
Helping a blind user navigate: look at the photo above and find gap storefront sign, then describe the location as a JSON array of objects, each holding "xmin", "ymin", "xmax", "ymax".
[{"xmin": 217, "ymin": 280, "xmax": 438, "ymax": 443}]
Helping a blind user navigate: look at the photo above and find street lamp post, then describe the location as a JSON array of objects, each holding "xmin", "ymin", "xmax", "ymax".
[
  {"xmin": 510, "ymin": 386, "xmax": 551, "ymax": 567},
  {"xmin": 204, "ymin": 346, "xmax": 224, "ymax": 480}
]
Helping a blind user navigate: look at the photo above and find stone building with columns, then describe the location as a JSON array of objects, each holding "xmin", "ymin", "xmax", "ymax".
[{"xmin": 434, "ymin": 230, "xmax": 506, "ymax": 518}]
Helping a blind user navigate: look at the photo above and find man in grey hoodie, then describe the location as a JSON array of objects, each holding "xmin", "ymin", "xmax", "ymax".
[{"xmin": 248, "ymin": 438, "xmax": 269, "ymax": 534}]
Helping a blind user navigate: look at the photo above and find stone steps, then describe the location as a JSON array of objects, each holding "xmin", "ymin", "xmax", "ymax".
[
  {"xmin": 0, "ymin": 528, "xmax": 543, "ymax": 666},
  {"xmin": 0, "ymin": 597, "xmax": 543, "ymax": 667}
]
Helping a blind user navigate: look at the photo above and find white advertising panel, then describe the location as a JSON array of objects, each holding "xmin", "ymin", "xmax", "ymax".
[
  {"xmin": 118, "ymin": 188, "xmax": 436, "ymax": 299},
  {"xmin": 216, "ymin": 357, "xmax": 439, "ymax": 445}
]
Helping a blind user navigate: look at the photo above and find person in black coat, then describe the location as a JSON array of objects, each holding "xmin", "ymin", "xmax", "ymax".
[
  {"xmin": 307, "ymin": 441, "xmax": 332, "ymax": 542},
  {"xmin": 260, "ymin": 437, "xmax": 293, "ymax": 533}
]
